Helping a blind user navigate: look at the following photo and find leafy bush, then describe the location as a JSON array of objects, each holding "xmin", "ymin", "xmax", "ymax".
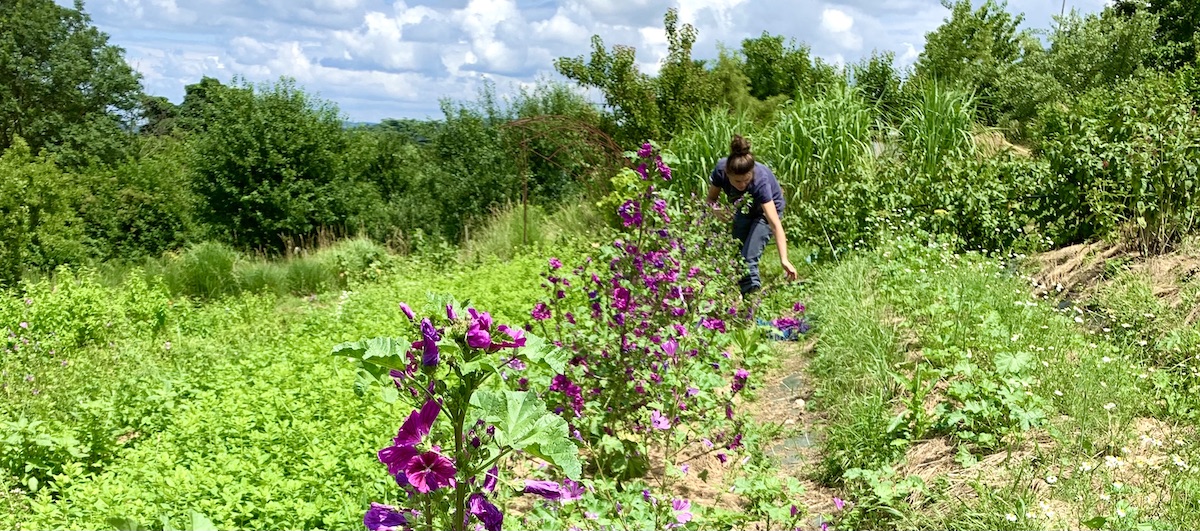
[{"xmin": 1038, "ymin": 72, "xmax": 1200, "ymax": 251}]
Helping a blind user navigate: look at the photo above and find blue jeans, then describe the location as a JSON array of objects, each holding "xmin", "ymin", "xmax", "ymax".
[{"xmin": 733, "ymin": 214, "xmax": 772, "ymax": 295}]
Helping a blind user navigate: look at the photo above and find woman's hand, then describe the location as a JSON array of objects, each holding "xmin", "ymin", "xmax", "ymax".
[{"xmin": 781, "ymin": 259, "xmax": 798, "ymax": 280}]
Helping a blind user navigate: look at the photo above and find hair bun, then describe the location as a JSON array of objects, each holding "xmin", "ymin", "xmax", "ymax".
[{"xmin": 730, "ymin": 134, "xmax": 751, "ymax": 157}]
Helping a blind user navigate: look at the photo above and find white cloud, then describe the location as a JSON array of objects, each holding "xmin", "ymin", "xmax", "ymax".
[
  {"xmin": 70, "ymin": 0, "xmax": 1108, "ymax": 121},
  {"xmin": 820, "ymin": 7, "xmax": 862, "ymax": 50}
]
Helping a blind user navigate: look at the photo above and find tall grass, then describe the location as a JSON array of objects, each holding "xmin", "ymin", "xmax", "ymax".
[
  {"xmin": 760, "ymin": 84, "xmax": 876, "ymax": 210},
  {"xmin": 899, "ymin": 83, "xmax": 975, "ymax": 179},
  {"xmin": 667, "ymin": 108, "xmax": 757, "ymax": 197}
]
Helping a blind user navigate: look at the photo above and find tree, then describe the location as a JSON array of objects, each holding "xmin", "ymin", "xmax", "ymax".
[
  {"xmin": 189, "ymin": 78, "xmax": 352, "ymax": 252},
  {"xmin": 555, "ymin": 28, "xmax": 661, "ymax": 144},
  {"xmin": 850, "ymin": 51, "xmax": 903, "ymax": 124},
  {"xmin": 656, "ymin": 9, "xmax": 720, "ymax": 135},
  {"xmin": 1115, "ymin": 0, "xmax": 1199, "ymax": 69},
  {"xmin": 0, "ymin": 0, "xmax": 142, "ymax": 157},
  {"xmin": 740, "ymin": 32, "xmax": 832, "ymax": 100},
  {"xmin": 914, "ymin": 0, "xmax": 1028, "ymax": 124}
]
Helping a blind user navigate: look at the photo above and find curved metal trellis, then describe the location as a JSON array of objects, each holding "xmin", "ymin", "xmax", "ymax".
[{"xmin": 499, "ymin": 115, "xmax": 630, "ymax": 245}]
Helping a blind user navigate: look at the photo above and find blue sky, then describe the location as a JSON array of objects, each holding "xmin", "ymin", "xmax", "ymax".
[{"xmin": 68, "ymin": 0, "xmax": 1107, "ymax": 122}]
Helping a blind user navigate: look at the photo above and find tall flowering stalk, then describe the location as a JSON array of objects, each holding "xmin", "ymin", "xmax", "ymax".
[
  {"xmin": 532, "ymin": 142, "xmax": 753, "ymax": 498},
  {"xmin": 335, "ymin": 301, "xmax": 580, "ymax": 531}
]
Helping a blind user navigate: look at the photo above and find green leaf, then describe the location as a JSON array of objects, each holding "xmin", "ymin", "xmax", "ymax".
[
  {"xmin": 189, "ymin": 511, "xmax": 217, "ymax": 531},
  {"xmin": 26, "ymin": 476, "xmax": 37, "ymax": 492},
  {"xmin": 107, "ymin": 517, "xmax": 143, "ymax": 531},
  {"xmin": 472, "ymin": 390, "xmax": 581, "ymax": 479},
  {"xmin": 332, "ymin": 337, "xmax": 410, "ymax": 372},
  {"xmin": 994, "ymin": 351, "xmax": 1032, "ymax": 374},
  {"xmin": 160, "ymin": 515, "xmax": 179, "ymax": 531},
  {"xmin": 1082, "ymin": 516, "xmax": 1107, "ymax": 529},
  {"xmin": 517, "ymin": 333, "xmax": 568, "ymax": 374}
]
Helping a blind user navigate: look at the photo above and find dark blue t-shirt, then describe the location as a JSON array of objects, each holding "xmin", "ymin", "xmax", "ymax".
[{"xmin": 709, "ymin": 158, "xmax": 786, "ymax": 219}]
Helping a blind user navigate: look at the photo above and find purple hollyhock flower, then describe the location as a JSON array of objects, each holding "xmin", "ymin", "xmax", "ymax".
[
  {"xmin": 672, "ymin": 499, "xmax": 692, "ymax": 523},
  {"xmin": 612, "ymin": 287, "xmax": 632, "ymax": 311},
  {"xmin": 495, "ymin": 325, "xmax": 526, "ymax": 349},
  {"xmin": 524, "ymin": 479, "xmax": 563, "ymax": 500},
  {"xmin": 635, "ymin": 163, "xmax": 648, "ymax": 180},
  {"xmin": 418, "ymin": 318, "xmax": 441, "ymax": 367},
  {"xmin": 378, "ymin": 443, "xmax": 418, "ymax": 476},
  {"xmin": 468, "ymin": 308, "xmax": 493, "ymax": 331},
  {"xmin": 637, "ymin": 142, "xmax": 653, "ymax": 158},
  {"xmin": 466, "ymin": 322, "xmax": 491, "ymax": 349},
  {"xmin": 531, "ymin": 302, "xmax": 551, "ymax": 321},
  {"xmin": 364, "ymin": 502, "xmax": 408, "ymax": 531},
  {"xmin": 483, "ymin": 465, "xmax": 499, "ymax": 493},
  {"xmin": 399, "ymin": 302, "xmax": 415, "ymax": 321},
  {"xmin": 469, "ymin": 493, "xmax": 503, "ymax": 531},
  {"xmin": 549, "ymin": 257, "xmax": 563, "ymax": 270},
  {"xmin": 394, "ymin": 399, "xmax": 440, "ymax": 447},
  {"xmin": 661, "ymin": 339, "xmax": 678, "ymax": 357},
  {"xmin": 656, "ymin": 156, "xmax": 672, "ymax": 181},
  {"xmin": 651, "ymin": 410, "xmax": 671, "ymax": 430},
  {"xmin": 405, "ymin": 450, "xmax": 457, "ymax": 493}
]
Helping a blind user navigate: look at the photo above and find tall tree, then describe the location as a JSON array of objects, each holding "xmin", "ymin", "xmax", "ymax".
[
  {"xmin": 914, "ymin": 0, "xmax": 1028, "ymax": 124},
  {"xmin": 1114, "ymin": 0, "xmax": 1199, "ymax": 69},
  {"xmin": 656, "ymin": 9, "xmax": 720, "ymax": 136},
  {"xmin": 0, "ymin": 0, "xmax": 142, "ymax": 156},
  {"xmin": 555, "ymin": 34, "xmax": 661, "ymax": 145}
]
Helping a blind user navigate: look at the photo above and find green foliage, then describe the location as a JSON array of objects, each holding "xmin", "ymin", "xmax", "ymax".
[
  {"xmin": 915, "ymin": 0, "xmax": 1028, "ymax": 125},
  {"xmin": 555, "ymin": 34, "xmax": 661, "ymax": 145},
  {"xmin": 0, "ymin": 138, "xmax": 89, "ymax": 284},
  {"xmin": 851, "ymin": 51, "xmax": 905, "ymax": 125},
  {"xmin": 740, "ymin": 32, "xmax": 839, "ymax": 100},
  {"xmin": 760, "ymin": 85, "xmax": 877, "ymax": 256},
  {"xmin": 160, "ymin": 242, "xmax": 238, "ymax": 299},
  {"xmin": 189, "ymin": 77, "xmax": 351, "ymax": 252},
  {"xmin": 1038, "ymin": 71, "xmax": 1200, "ymax": 251},
  {"xmin": 655, "ymin": 9, "xmax": 720, "ymax": 136},
  {"xmin": 0, "ymin": 0, "xmax": 142, "ymax": 163},
  {"xmin": 1115, "ymin": 0, "xmax": 1200, "ymax": 70}
]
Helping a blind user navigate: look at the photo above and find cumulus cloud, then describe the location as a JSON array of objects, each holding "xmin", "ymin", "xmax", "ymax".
[{"xmin": 71, "ymin": 0, "xmax": 1107, "ymax": 121}]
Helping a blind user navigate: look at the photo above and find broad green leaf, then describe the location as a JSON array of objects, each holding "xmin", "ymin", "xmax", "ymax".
[
  {"xmin": 472, "ymin": 390, "xmax": 581, "ymax": 479},
  {"xmin": 994, "ymin": 351, "xmax": 1032, "ymax": 374},
  {"xmin": 518, "ymin": 333, "xmax": 568, "ymax": 374},
  {"xmin": 190, "ymin": 511, "xmax": 217, "ymax": 531},
  {"xmin": 332, "ymin": 337, "xmax": 410, "ymax": 372},
  {"xmin": 107, "ymin": 517, "xmax": 143, "ymax": 531},
  {"xmin": 1082, "ymin": 516, "xmax": 1107, "ymax": 529}
]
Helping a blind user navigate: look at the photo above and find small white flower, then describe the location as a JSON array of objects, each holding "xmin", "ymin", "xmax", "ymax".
[
  {"xmin": 1045, "ymin": 475, "xmax": 1058, "ymax": 484},
  {"xmin": 1006, "ymin": 514, "xmax": 1017, "ymax": 522},
  {"xmin": 1116, "ymin": 508, "xmax": 1126, "ymax": 518},
  {"xmin": 1054, "ymin": 390, "xmax": 1064, "ymax": 396},
  {"xmin": 1100, "ymin": 493, "xmax": 1111, "ymax": 501},
  {"xmin": 1138, "ymin": 340, "xmax": 1148, "ymax": 346},
  {"xmin": 1079, "ymin": 461, "xmax": 1094, "ymax": 472},
  {"xmin": 1112, "ymin": 481, "xmax": 1124, "ymax": 490},
  {"xmin": 1075, "ymin": 316, "xmax": 1084, "ymax": 323},
  {"xmin": 1102, "ymin": 356, "xmax": 1113, "ymax": 363},
  {"xmin": 1103, "ymin": 402, "xmax": 1116, "ymax": 410}
]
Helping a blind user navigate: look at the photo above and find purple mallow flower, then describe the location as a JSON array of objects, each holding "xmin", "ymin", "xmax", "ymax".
[
  {"xmin": 405, "ymin": 450, "xmax": 457, "ymax": 493},
  {"xmin": 531, "ymin": 303, "xmax": 551, "ymax": 321},
  {"xmin": 416, "ymin": 318, "xmax": 441, "ymax": 367},
  {"xmin": 651, "ymin": 410, "xmax": 671, "ymax": 430},
  {"xmin": 364, "ymin": 502, "xmax": 408, "ymax": 531},
  {"xmin": 672, "ymin": 498, "xmax": 693, "ymax": 523},
  {"xmin": 398, "ymin": 302, "xmax": 415, "ymax": 321},
  {"xmin": 732, "ymin": 368, "xmax": 750, "ymax": 393},
  {"xmin": 618, "ymin": 200, "xmax": 643, "ymax": 227},
  {"xmin": 469, "ymin": 493, "xmax": 503, "ymax": 531},
  {"xmin": 524, "ymin": 479, "xmax": 563, "ymax": 499},
  {"xmin": 656, "ymin": 156, "xmax": 672, "ymax": 181},
  {"xmin": 549, "ymin": 257, "xmax": 563, "ymax": 270},
  {"xmin": 467, "ymin": 322, "xmax": 491, "ymax": 349},
  {"xmin": 637, "ymin": 142, "xmax": 654, "ymax": 158}
]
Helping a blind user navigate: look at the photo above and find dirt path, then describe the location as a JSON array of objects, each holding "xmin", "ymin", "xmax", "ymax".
[{"xmin": 749, "ymin": 338, "xmax": 842, "ymax": 528}]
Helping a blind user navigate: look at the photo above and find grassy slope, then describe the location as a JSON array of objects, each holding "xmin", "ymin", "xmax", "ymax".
[{"xmin": 805, "ymin": 236, "xmax": 1200, "ymax": 530}]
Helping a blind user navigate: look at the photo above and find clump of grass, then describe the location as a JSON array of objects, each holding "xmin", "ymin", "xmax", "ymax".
[
  {"xmin": 283, "ymin": 254, "xmax": 338, "ymax": 296},
  {"xmin": 235, "ymin": 261, "xmax": 288, "ymax": 296},
  {"xmin": 161, "ymin": 242, "xmax": 238, "ymax": 299}
]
